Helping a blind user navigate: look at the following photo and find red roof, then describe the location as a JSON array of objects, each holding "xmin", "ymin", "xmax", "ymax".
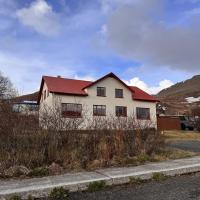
[
  {"xmin": 38, "ymin": 73, "xmax": 158, "ymax": 103},
  {"xmin": 129, "ymin": 86, "xmax": 158, "ymax": 102}
]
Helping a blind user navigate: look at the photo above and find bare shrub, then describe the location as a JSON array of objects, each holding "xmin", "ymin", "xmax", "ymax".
[{"xmin": 0, "ymin": 99, "xmax": 164, "ymax": 175}]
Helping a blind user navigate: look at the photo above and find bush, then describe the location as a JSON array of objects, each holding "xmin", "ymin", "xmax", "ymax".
[
  {"xmin": 88, "ymin": 181, "xmax": 106, "ymax": 192},
  {"xmin": 195, "ymin": 118, "xmax": 200, "ymax": 132},
  {"xmin": 48, "ymin": 187, "xmax": 69, "ymax": 200},
  {"xmin": 0, "ymin": 101, "xmax": 164, "ymax": 173},
  {"xmin": 137, "ymin": 154, "xmax": 150, "ymax": 163},
  {"xmin": 28, "ymin": 167, "xmax": 49, "ymax": 177}
]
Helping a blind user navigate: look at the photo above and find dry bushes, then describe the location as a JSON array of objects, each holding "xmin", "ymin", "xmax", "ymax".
[{"xmin": 0, "ymin": 101, "xmax": 164, "ymax": 176}]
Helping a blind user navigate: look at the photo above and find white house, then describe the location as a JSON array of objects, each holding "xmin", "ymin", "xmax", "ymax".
[{"xmin": 38, "ymin": 72, "xmax": 158, "ymax": 128}]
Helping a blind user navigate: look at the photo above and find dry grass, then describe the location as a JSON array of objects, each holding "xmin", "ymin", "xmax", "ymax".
[
  {"xmin": 152, "ymin": 148, "xmax": 198, "ymax": 162},
  {"xmin": 163, "ymin": 130, "xmax": 200, "ymax": 141}
]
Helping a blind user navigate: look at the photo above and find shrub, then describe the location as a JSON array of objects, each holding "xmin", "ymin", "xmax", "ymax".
[
  {"xmin": 0, "ymin": 101, "xmax": 164, "ymax": 172},
  {"xmin": 28, "ymin": 167, "xmax": 49, "ymax": 177},
  {"xmin": 88, "ymin": 181, "xmax": 106, "ymax": 192},
  {"xmin": 196, "ymin": 118, "xmax": 200, "ymax": 132},
  {"xmin": 48, "ymin": 187, "xmax": 69, "ymax": 200},
  {"xmin": 152, "ymin": 172, "xmax": 167, "ymax": 181},
  {"xmin": 137, "ymin": 154, "xmax": 150, "ymax": 163}
]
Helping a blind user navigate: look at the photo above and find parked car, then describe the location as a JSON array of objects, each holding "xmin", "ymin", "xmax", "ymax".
[{"xmin": 179, "ymin": 115, "xmax": 195, "ymax": 130}]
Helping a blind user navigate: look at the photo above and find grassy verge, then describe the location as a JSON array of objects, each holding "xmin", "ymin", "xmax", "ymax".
[
  {"xmin": 164, "ymin": 130, "xmax": 200, "ymax": 141},
  {"xmin": 151, "ymin": 148, "xmax": 198, "ymax": 162}
]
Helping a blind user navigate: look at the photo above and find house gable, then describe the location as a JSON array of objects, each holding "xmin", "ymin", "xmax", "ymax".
[{"xmin": 37, "ymin": 72, "xmax": 158, "ymax": 104}]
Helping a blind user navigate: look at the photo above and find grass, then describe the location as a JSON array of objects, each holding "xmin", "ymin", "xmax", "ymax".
[
  {"xmin": 88, "ymin": 181, "xmax": 106, "ymax": 192},
  {"xmin": 28, "ymin": 167, "xmax": 49, "ymax": 177},
  {"xmin": 9, "ymin": 195, "xmax": 22, "ymax": 200},
  {"xmin": 48, "ymin": 187, "xmax": 69, "ymax": 200},
  {"xmin": 152, "ymin": 172, "xmax": 167, "ymax": 181},
  {"xmin": 152, "ymin": 148, "xmax": 198, "ymax": 162},
  {"xmin": 129, "ymin": 177, "xmax": 144, "ymax": 185},
  {"xmin": 164, "ymin": 130, "xmax": 200, "ymax": 141}
]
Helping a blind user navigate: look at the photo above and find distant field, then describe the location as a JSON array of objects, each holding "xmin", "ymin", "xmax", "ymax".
[{"xmin": 164, "ymin": 130, "xmax": 200, "ymax": 141}]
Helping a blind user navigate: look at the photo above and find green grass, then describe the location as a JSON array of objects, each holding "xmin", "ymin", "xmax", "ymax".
[
  {"xmin": 129, "ymin": 177, "xmax": 144, "ymax": 185},
  {"xmin": 88, "ymin": 181, "xmax": 106, "ymax": 192},
  {"xmin": 152, "ymin": 172, "xmax": 167, "ymax": 181},
  {"xmin": 48, "ymin": 187, "xmax": 69, "ymax": 200},
  {"xmin": 28, "ymin": 167, "xmax": 49, "ymax": 177},
  {"xmin": 9, "ymin": 195, "xmax": 22, "ymax": 200}
]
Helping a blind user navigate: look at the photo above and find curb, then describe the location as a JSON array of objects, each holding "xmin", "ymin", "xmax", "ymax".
[{"xmin": 1, "ymin": 157, "xmax": 200, "ymax": 199}]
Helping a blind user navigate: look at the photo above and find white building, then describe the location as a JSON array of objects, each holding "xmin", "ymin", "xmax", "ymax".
[{"xmin": 38, "ymin": 73, "xmax": 158, "ymax": 128}]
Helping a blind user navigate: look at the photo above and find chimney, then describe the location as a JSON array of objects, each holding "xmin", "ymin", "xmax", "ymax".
[{"xmin": 57, "ymin": 75, "xmax": 61, "ymax": 78}]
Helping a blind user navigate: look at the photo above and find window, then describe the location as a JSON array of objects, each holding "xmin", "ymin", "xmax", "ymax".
[
  {"xmin": 61, "ymin": 103, "xmax": 82, "ymax": 117},
  {"xmin": 97, "ymin": 87, "xmax": 106, "ymax": 97},
  {"xmin": 136, "ymin": 107, "xmax": 150, "ymax": 120},
  {"xmin": 115, "ymin": 89, "xmax": 123, "ymax": 98},
  {"xmin": 44, "ymin": 90, "xmax": 46, "ymax": 100},
  {"xmin": 116, "ymin": 106, "xmax": 127, "ymax": 117},
  {"xmin": 93, "ymin": 105, "xmax": 106, "ymax": 116}
]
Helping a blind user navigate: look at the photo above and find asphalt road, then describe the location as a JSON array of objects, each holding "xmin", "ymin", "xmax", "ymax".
[
  {"xmin": 69, "ymin": 173, "xmax": 200, "ymax": 200},
  {"xmin": 168, "ymin": 140, "xmax": 200, "ymax": 152}
]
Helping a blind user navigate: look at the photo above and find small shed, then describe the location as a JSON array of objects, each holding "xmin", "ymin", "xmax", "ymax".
[{"xmin": 157, "ymin": 115, "xmax": 181, "ymax": 131}]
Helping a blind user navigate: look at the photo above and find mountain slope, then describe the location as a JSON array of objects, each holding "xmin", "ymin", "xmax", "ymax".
[
  {"xmin": 12, "ymin": 91, "xmax": 39, "ymax": 103},
  {"xmin": 157, "ymin": 75, "xmax": 200, "ymax": 115}
]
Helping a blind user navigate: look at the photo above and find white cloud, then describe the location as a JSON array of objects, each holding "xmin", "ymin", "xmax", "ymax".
[
  {"xmin": 74, "ymin": 75, "xmax": 95, "ymax": 81},
  {"xmin": 125, "ymin": 77, "xmax": 173, "ymax": 94},
  {"xmin": 16, "ymin": 0, "xmax": 60, "ymax": 36},
  {"xmin": 105, "ymin": 0, "xmax": 200, "ymax": 72},
  {"xmin": 0, "ymin": 52, "xmax": 76, "ymax": 94}
]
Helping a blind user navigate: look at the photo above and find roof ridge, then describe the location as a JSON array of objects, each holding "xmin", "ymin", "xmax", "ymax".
[{"xmin": 43, "ymin": 75, "xmax": 93, "ymax": 83}]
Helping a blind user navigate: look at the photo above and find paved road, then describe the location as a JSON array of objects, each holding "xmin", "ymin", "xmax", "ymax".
[
  {"xmin": 69, "ymin": 173, "xmax": 200, "ymax": 200},
  {"xmin": 168, "ymin": 140, "xmax": 200, "ymax": 152}
]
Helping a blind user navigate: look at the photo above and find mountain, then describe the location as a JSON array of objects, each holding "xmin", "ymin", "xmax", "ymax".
[
  {"xmin": 12, "ymin": 91, "xmax": 39, "ymax": 103},
  {"xmin": 157, "ymin": 75, "xmax": 200, "ymax": 115}
]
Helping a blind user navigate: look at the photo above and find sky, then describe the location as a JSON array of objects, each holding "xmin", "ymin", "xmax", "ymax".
[{"xmin": 0, "ymin": 0, "xmax": 200, "ymax": 95}]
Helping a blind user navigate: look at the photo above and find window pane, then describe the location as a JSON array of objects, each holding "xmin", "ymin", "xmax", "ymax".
[
  {"xmin": 115, "ymin": 89, "xmax": 123, "ymax": 98},
  {"xmin": 93, "ymin": 105, "xmax": 106, "ymax": 116},
  {"xmin": 97, "ymin": 87, "xmax": 106, "ymax": 97},
  {"xmin": 136, "ymin": 107, "xmax": 150, "ymax": 120},
  {"xmin": 62, "ymin": 103, "xmax": 82, "ymax": 117},
  {"xmin": 116, "ymin": 106, "xmax": 127, "ymax": 117}
]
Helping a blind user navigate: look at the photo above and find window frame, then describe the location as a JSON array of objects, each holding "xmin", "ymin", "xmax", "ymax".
[
  {"xmin": 115, "ymin": 89, "xmax": 123, "ymax": 98},
  {"xmin": 61, "ymin": 103, "xmax": 82, "ymax": 118},
  {"xmin": 97, "ymin": 87, "xmax": 106, "ymax": 97},
  {"xmin": 136, "ymin": 107, "xmax": 150, "ymax": 120},
  {"xmin": 115, "ymin": 106, "xmax": 127, "ymax": 117},
  {"xmin": 93, "ymin": 105, "xmax": 106, "ymax": 116}
]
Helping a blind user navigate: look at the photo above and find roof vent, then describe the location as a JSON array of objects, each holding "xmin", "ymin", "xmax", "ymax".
[{"xmin": 57, "ymin": 75, "xmax": 61, "ymax": 78}]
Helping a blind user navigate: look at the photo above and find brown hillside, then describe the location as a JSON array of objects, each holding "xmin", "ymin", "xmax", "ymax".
[
  {"xmin": 12, "ymin": 91, "xmax": 39, "ymax": 103},
  {"xmin": 157, "ymin": 75, "xmax": 200, "ymax": 115}
]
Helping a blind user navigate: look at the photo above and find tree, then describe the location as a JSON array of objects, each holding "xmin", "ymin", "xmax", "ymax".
[{"xmin": 0, "ymin": 71, "xmax": 17, "ymax": 99}]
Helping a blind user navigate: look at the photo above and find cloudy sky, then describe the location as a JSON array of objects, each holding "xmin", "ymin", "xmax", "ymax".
[{"xmin": 0, "ymin": 0, "xmax": 200, "ymax": 94}]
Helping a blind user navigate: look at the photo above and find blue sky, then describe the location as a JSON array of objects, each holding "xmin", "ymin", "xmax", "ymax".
[{"xmin": 0, "ymin": 0, "xmax": 200, "ymax": 94}]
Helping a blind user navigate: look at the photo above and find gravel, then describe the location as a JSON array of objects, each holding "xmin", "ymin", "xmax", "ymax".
[{"xmin": 69, "ymin": 173, "xmax": 200, "ymax": 200}]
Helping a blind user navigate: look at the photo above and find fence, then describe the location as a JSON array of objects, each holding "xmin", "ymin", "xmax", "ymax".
[{"xmin": 157, "ymin": 116, "xmax": 181, "ymax": 131}]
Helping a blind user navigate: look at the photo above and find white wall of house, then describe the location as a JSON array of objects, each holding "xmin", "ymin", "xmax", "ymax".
[{"xmin": 39, "ymin": 77, "xmax": 157, "ymax": 128}]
